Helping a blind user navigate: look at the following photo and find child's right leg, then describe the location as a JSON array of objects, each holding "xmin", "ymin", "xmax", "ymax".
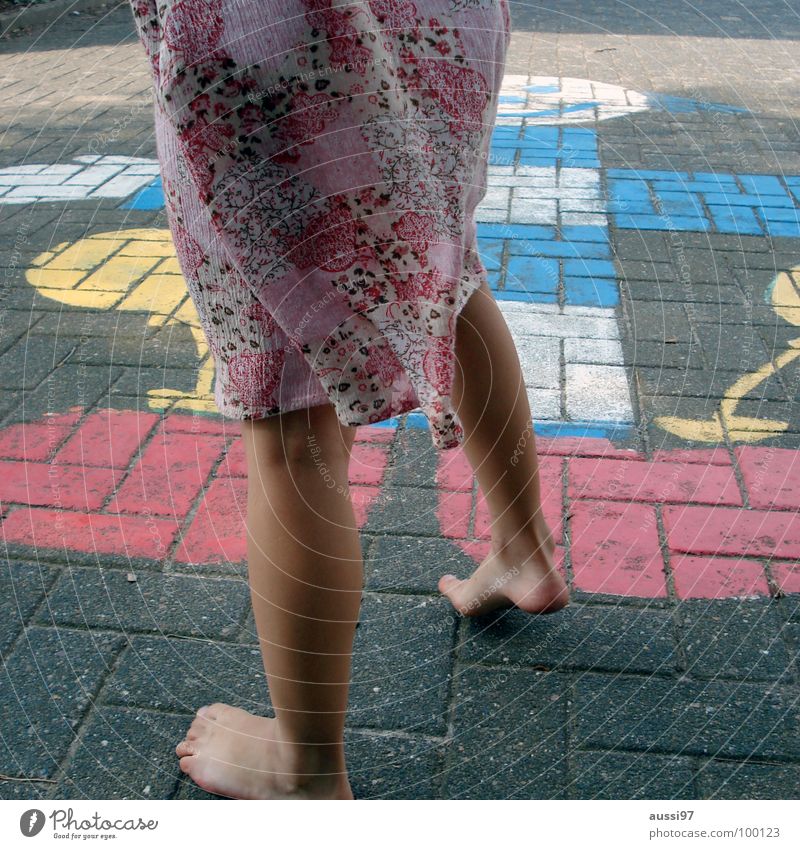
[
  {"xmin": 439, "ymin": 280, "xmax": 570, "ymax": 616},
  {"xmin": 176, "ymin": 405, "xmax": 360, "ymax": 799}
]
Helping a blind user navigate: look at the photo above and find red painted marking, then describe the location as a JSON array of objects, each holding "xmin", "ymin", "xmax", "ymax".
[
  {"xmin": 108, "ymin": 427, "xmax": 225, "ymax": 517},
  {"xmin": 651, "ymin": 447, "xmax": 732, "ymax": 465},
  {"xmin": 535, "ymin": 435, "xmax": 642, "ymax": 459},
  {"xmin": 174, "ymin": 476, "xmax": 246, "ymax": 566},
  {"xmin": 348, "ymin": 444, "xmax": 390, "ymax": 486},
  {"xmin": 1, "ymin": 410, "xmax": 798, "ymax": 601},
  {"xmin": 473, "ymin": 457, "xmax": 563, "ymax": 542},
  {"xmin": 161, "ymin": 413, "xmax": 231, "ymax": 435},
  {"xmin": 568, "ymin": 457, "xmax": 742, "ymax": 506},
  {"xmin": 351, "ymin": 485, "xmax": 381, "ymax": 528},
  {"xmin": 0, "ymin": 461, "xmax": 120, "ymax": 511},
  {"xmin": 220, "ymin": 439, "xmax": 246, "ymax": 478},
  {"xmin": 735, "ymin": 446, "xmax": 800, "ymax": 510},
  {"xmin": 670, "ymin": 554, "xmax": 769, "ymax": 599},
  {"xmin": 437, "ymin": 490, "xmax": 472, "ymax": 539},
  {"xmin": 436, "ymin": 448, "xmax": 474, "ymax": 492},
  {"xmin": 772, "ymin": 562, "xmax": 800, "ymax": 595},
  {"xmin": 354, "ymin": 426, "xmax": 395, "ymax": 443},
  {"xmin": 56, "ymin": 409, "xmax": 159, "ymax": 469},
  {"xmin": 0, "ymin": 421, "xmax": 73, "ymax": 462},
  {"xmin": 663, "ymin": 504, "xmax": 800, "ymax": 559},
  {"xmin": 569, "ymin": 500, "xmax": 667, "ymax": 597},
  {"xmin": 2, "ymin": 507, "xmax": 178, "ymax": 559}
]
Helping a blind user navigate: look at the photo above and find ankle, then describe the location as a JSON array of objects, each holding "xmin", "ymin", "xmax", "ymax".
[
  {"xmin": 490, "ymin": 517, "xmax": 556, "ymax": 561},
  {"xmin": 274, "ymin": 729, "xmax": 347, "ymax": 788}
]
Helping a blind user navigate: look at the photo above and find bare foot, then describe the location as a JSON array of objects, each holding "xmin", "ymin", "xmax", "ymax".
[
  {"xmin": 175, "ymin": 703, "xmax": 353, "ymax": 800},
  {"xmin": 439, "ymin": 529, "xmax": 569, "ymax": 617}
]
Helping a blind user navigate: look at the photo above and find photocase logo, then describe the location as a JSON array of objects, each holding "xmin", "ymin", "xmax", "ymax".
[{"xmin": 19, "ymin": 809, "xmax": 45, "ymax": 838}]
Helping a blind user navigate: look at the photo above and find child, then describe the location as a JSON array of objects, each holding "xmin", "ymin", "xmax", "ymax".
[{"xmin": 129, "ymin": 0, "xmax": 567, "ymax": 799}]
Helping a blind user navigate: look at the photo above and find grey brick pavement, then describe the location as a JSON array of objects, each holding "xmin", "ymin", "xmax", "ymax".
[{"xmin": 0, "ymin": 2, "xmax": 799, "ymax": 801}]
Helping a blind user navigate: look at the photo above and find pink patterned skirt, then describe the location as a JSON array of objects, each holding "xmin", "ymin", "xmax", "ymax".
[{"xmin": 130, "ymin": 0, "xmax": 510, "ymax": 449}]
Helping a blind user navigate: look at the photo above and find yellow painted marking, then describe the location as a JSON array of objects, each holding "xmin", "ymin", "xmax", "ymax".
[
  {"xmin": 77, "ymin": 254, "xmax": 160, "ymax": 292},
  {"xmin": 26, "ymin": 228, "xmax": 213, "ymax": 415},
  {"xmin": 30, "ymin": 251, "xmax": 55, "ymax": 268},
  {"xmin": 155, "ymin": 257, "xmax": 182, "ymax": 275},
  {"xmin": 36, "ymin": 288, "xmax": 124, "ymax": 309},
  {"xmin": 119, "ymin": 273, "xmax": 185, "ymax": 315},
  {"xmin": 655, "ymin": 263, "xmax": 800, "ymax": 444},
  {"xmin": 117, "ymin": 240, "xmax": 176, "ymax": 258},
  {"xmin": 172, "ymin": 296, "xmax": 202, "ymax": 327},
  {"xmin": 46, "ymin": 239, "xmax": 118, "ymax": 271},
  {"xmin": 27, "ymin": 267, "xmax": 84, "ymax": 290}
]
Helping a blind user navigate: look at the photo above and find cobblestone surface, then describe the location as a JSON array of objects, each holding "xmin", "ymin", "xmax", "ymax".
[{"xmin": 1, "ymin": 2, "xmax": 799, "ymax": 800}]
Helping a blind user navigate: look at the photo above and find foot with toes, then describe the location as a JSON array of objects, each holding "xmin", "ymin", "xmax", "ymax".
[
  {"xmin": 439, "ymin": 526, "xmax": 569, "ymax": 617},
  {"xmin": 175, "ymin": 703, "xmax": 352, "ymax": 800}
]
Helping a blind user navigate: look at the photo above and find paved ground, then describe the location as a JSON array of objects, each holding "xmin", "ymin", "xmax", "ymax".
[{"xmin": 1, "ymin": 1, "xmax": 800, "ymax": 799}]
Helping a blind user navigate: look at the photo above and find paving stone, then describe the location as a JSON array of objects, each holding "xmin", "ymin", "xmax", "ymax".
[
  {"xmin": 568, "ymin": 455, "xmax": 742, "ymax": 505},
  {"xmin": 54, "ymin": 707, "xmax": 186, "ymax": 799},
  {"xmin": 348, "ymin": 594, "xmax": 455, "ymax": 736},
  {"xmin": 624, "ymin": 281, "xmax": 746, "ymax": 305},
  {"xmin": 459, "ymin": 603, "xmax": 676, "ymax": 674},
  {"xmin": 736, "ymin": 446, "xmax": 800, "ymax": 510},
  {"xmin": 0, "ymin": 561, "xmax": 57, "ymax": 656},
  {"xmin": 386, "ymin": 429, "xmax": 437, "ymax": 488},
  {"xmin": 0, "ymin": 627, "xmax": 124, "ymax": 779},
  {"xmin": 625, "ymin": 301, "xmax": 693, "ymax": 341},
  {"xmin": 636, "ymin": 367, "xmax": 788, "ymax": 402},
  {"xmin": 55, "ymin": 408, "xmax": 160, "ymax": 469},
  {"xmin": 106, "ymin": 635, "xmax": 270, "ymax": 714},
  {"xmin": 36, "ymin": 568, "xmax": 249, "ymax": 640},
  {"xmin": 363, "ymin": 485, "xmax": 442, "ymax": 536},
  {"xmin": 346, "ymin": 731, "xmax": 445, "ymax": 800},
  {"xmin": 444, "ymin": 667, "xmax": 568, "ymax": 799},
  {"xmin": 677, "ymin": 599, "xmax": 791, "ymax": 680},
  {"xmin": 108, "ymin": 426, "xmax": 225, "ymax": 517},
  {"xmin": 1, "ymin": 507, "xmax": 180, "ymax": 561},
  {"xmin": 0, "ymin": 333, "xmax": 76, "ymax": 390},
  {"xmin": 663, "ymin": 504, "xmax": 800, "ymax": 560},
  {"xmin": 573, "ymin": 673, "xmax": 800, "ymax": 760},
  {"xmin": 365, "ymin": 535, "xmax": 475, "ymax": 594},
  {"xmin": 625, "ymin": 337, "xmax": 706, "ymax": 370},
  {"xmin": 0, "ymin": 779, "xmax": 52, "ymax": 800},
  {"xmin": 570, "ymin": 751, "xmax": 696, "ymax": 799},
  {"xmin": 2, "ymin": 365, "xmax": 123, "ymax": 425},
  {"xmin": 570, "ymin": 500, "xmax": 667, "ymax": 598},
  {"xmin": 696, "ymin": 760, "xmax": 800, "ymax": 800},
  {"xmin": 670, "ymin": 554, "xmax": 770, "ymax": 600}
]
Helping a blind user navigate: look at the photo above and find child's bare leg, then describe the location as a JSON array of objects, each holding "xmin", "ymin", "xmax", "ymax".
[
  {"xmin": 176, "ymin": 405, "xmax": 360, "ymax": 799},
  {"xmin": 439, "ymin": 280, "xmax": 569, "ymax": 616}
]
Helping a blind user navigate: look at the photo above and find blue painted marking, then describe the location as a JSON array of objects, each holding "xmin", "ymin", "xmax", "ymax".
[
  {"xmin": 561, "ymin": 225, "xmax": 608, "ymax": 243},
  {"xmin": 614, "ymin": 213, "xmax": 710, "ymax": 231},
  {"xmin": 478, "ymin": 223, "xmax": 556, "ymax": 241},
  {"xmin": 505, "ymin": 256, "xmax": 560, "ymax": 292},
  {"xmin": 508, "ymin": 240, "xmax": 611, "ymax": 259},
  {"xmin": 524, "ymin": 84, "xmax": 560, "ymax": 94},
  {"xmin": 121, "ymin": 177, "xmax": 164, "ymax": 210},
  {"xmin": 762, "ymin": 220, "xmax": 800, "ymax": 238},
  {"xmin": 564, "ymin": 277, "xmax": 619, "ymax": 307},
  {"xmin": 706, "ymin": 205, "xmax": 762, "ymax": 235},
  {"xmin": 499, "ymin": 101, "xmax": 602, "ymax": 119},
  {"xmin": 563, "ymin": 258, "xmax": 616, "ymax": 278},
  {"xmin": 646, "ymin": 93, "xmax": 749, "ymax": 115}
]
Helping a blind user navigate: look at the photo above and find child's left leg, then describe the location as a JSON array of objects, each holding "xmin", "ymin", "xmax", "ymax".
[{"xmin": 176, "ymin": 405, "xmax": 361, "ymax": 800}]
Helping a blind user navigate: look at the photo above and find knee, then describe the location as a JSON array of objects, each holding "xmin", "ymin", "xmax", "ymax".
[{"xmin": 243, "ymin": 410, "xmax": 351, "ymax": 474}]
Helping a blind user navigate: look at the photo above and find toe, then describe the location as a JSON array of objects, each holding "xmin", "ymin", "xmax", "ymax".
[
  {"xmin": 176, "ymin": 739, "xmax": 195, "ymax": 758},
  {"xmin": 438, "ymin": 574, "xmax": 467, "ymax": 609},
  {"xmin": 178, "ymin": 755, "xmax": 196, "ymax": 776}
]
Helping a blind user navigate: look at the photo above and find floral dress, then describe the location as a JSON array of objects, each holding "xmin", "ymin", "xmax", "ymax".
[{"xmin": 129, "ymin": 0, "xmax": 510, "ymax": 449}]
